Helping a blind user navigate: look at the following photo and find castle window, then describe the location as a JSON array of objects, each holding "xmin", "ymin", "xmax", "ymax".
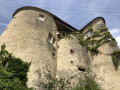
[
  {"xmin": 53, "ymin": 53, "xmax": 55, "ymax": 57},
  {"xmin": 48, "ymin": 33, "xmax": 53, "ymax": 43},
  {"xmin": 84, "ymin": 31, "xmax": 92, "ymax": 39},
  {"xmin": 70, "ymin": 49, "xmax": 74, "ymax": 54},
  {"xmin": 53, "ymin": 38, "xmax": 56, "ymax": 47},
  {"xmin": 39, "ymin": 14, "xmax": 45, "ymax": 21},
  {"xmin": 48, "ymin": 33, "xmax": 56, "ymax": 47},
  {"xmin": 52, "ymin": 38, "xmax": 55, "ymax": 45},
  {"xmin": 78, "ymin": 67, "xmax": 86, "ymax": 72},
  {"xmin": 70, "ymin": 61, "xmax": 73, "ymax": 63}
]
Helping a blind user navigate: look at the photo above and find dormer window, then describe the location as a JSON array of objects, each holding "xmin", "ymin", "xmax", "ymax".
[{"xmin": 39, "ymin": 14, "xmax": 45, "ymax": 21}]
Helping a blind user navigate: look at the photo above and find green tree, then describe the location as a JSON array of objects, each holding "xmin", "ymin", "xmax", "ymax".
[{"xmin": 0, "ymin": 43, "xmax": 32, "ymax": 90}]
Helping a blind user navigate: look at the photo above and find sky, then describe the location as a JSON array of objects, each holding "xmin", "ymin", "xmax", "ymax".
[{"xmin": 0, "ymin": 0, "xmax": 120, "ymax": 47}]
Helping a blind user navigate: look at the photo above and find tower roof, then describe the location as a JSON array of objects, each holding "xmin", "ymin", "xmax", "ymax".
[
  {"xmin": 13, "ymin": 6, "xmax": 78, "ymax": 31},
  {"xmin": 13, "ymin": 6, "xmax": 105, "ymax": 32},
  {"xmin": 80, "ymin": 17, "xmax": 105, "ymax": 32}
]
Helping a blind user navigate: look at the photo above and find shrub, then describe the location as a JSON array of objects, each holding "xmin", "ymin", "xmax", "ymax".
[
  {"xmin": 74, "ymin": 76, "xmax": 101, "ymax": 90},
  {"xmin": 36, "ymin": 69, "xmax": 71, "ymax": 90},
  {"xmin": 0, "ymin": 43, "xmax": 31, "ymax": 90},
  {"xmin": 36, "ymin": 69, "xmax": 101, "ymax": 90}
]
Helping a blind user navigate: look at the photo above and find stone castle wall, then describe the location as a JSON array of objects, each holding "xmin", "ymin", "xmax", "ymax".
[
  {"xmin": 0, "ymin": 7, "xmax": 58, "ymax": 88},
  {"xmin": 0, "ymin": 6, "xmax": 120, "ymax": 90},
  {"xmin": 81, "ymin": 17, "xmax": 120, "ymax": 90},
  {"xmin": 56, "ymin": 35, "xmax": 88, "ymax": 86}
]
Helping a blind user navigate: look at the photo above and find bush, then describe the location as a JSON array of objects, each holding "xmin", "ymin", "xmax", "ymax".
[
  {"xmin": 0, "ymin": 43, "xmax": 31, "ymax": 90},
  {"xmin": 74, "ymin": 76, "xmax": 100, "ymax": 90},
  {"xmin": 36, "ymin": 69, "xmax": 101, "ymax": 90},
  {"xmin": 6, "ymin": 58, "xmax": 30, "ymax": 85},
  {"xmin": 36, "ymin": 69, "xmax": 71, "ymax": 90}
]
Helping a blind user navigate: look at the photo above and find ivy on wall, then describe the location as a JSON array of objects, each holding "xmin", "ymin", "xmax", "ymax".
[
  {"xmin": 64, "ymin": 26, "xmax": 120, "ymax": 68},
  {"xmin": 65, "ymin": 26, "xmax": 116, "ymax": 57},
  {"xmin": 111, "ymin": 50, "xmax": 120, "ymax": 68}
]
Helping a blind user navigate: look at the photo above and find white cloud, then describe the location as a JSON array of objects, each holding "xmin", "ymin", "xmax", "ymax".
[
  {"xmin": 109, "ymin": 28, "xmax": 120, "ymax": 47},
  {"xmin": 115, "ymin": 36, "xmax": 120, "ymax": 47},
  {"xmin": 109, "ymin": 28, "xmax": 120, "ymax": 37},
  {"xmin": 0, "ymin": 23, "xmax": 8, "ymax": 26}
]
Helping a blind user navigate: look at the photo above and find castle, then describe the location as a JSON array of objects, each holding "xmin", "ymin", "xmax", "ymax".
[{"xmin": 0, "ymin": 6, "xmax": 120, "ymax": 90}]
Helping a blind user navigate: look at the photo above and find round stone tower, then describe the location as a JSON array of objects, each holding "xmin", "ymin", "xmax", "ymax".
[
  {"xmin": 81, "ymin": 17, "xmax": 120, "ymax": 90},
  {"xmin": 0, "ymin": 6, "xmax": 58, "ymax": 88}
]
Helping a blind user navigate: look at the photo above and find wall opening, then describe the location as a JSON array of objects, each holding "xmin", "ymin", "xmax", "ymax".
[
  {"xmin": 70, "ymin": 61, "xmax": 73, "ymax": 64},
  {"xmin": 84, "ymin": 31, "xmax": 92, "ymax": 39},
  {"xmin": 48, "ymin": 33, "xmax": 56, "ymax": 48},
  {"xmin": 52, "ymin": 53, "xmax": 55, "ymax": 58},
  {"xmin": 78, "ymin": 67, "xmax": 86, "ymax": 72},
  {"xmin": 70, "ymin": 49, "xmax": 74, "ymax": 54},
  {"xmin": 52, "ymin": 38, "xmax": 56, "ymax": 45},
  {"xmin": 39, "ymin": 14, "xmax": 45, "ymax": 21},
  {"xmin": 53, "ymin": 53, "xmax": 55, "ymax": 56},
  {"xmin": 48, "ymin": 33, "xmax": 53, "ymax": 42}
]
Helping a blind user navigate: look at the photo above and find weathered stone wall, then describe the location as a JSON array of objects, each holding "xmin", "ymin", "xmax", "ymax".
[
  {"xmin": 80, "ymin": 17, "xmax": 120, "ymax": 90},
  {"xmin": 91, "ymin": 43, "xmax": 120, "ymax": 90},
  {"xmin": 57, "ymin": 35, "xmax": 89, "ymax": 86},
  {"xmin": 92, "ymin": 18, "xmax": 105, "ymax": 31},
  {"xmin": 82, "ymin": 17, "xmax": 105, "ymax": 34},
  {"xmin": 0, "ymin": 8, "xmax": 57, "ymax": 89},
  {"xmin": 88, "ymin": 18, "xmax": 120, "ymax": 90},
  {"xmin": 1, "ymin": 6, "xmax": 120, "ymax": 90}
]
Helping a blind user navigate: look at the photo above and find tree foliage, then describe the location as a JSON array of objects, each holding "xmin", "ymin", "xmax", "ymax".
[
  {"xmin": 0, "ymin": 43, "xmax": 32, "ymax": 90},
  {"xmin": 37, "ymin": 69, "xmax": 101, "ymax": 90}
]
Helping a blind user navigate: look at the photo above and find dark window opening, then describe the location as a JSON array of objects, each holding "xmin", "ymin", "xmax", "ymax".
[
  {"xmin": 78, "ymin": 68, "xmax": 86, "ymax": 72},
  {"xmin": 53, "ymin": 53, "xmax": 55, "ymax": 57},
  {"xmin": 52, "ymin": 38, "xmax": 55, "ymax": 45},
  {"xmin": 48, "ymin": 33, "xmax": 52, "ymax": 42},
  {"xmin": 70, "ymin": 49, "xmax": 74, "ymax": 54},
  {"xmin": 70, "ymin": 61, "xmax": 73, "ymax": 63}
]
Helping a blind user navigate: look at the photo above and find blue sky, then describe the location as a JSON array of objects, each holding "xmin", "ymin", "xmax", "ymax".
[{"xmin": 0, "ymin": 0, "xmax": 120, "ymax": 47}]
